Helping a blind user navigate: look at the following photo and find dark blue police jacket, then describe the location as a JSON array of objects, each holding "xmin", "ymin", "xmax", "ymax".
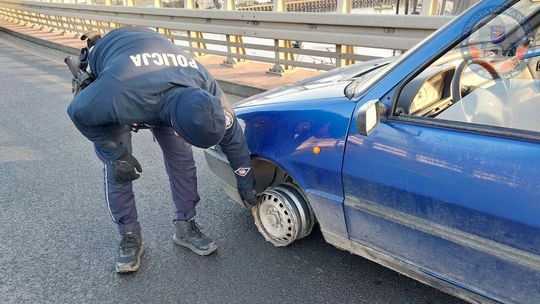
[{"xmin": 67, "ymin": 27, "xmax": 254, "ymax": 190}]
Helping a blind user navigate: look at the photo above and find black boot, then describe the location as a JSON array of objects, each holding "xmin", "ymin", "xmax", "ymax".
[
  {"xmin": 173, "ymin": 220, "xmax": 218, "ymax": 256},
  {"xmin": 115, "ymin": 230, "xmax": 144, "ymax": 273}
]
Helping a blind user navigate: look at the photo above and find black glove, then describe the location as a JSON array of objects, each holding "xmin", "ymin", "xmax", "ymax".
[
  {"xmin": 239, "ymin": 188, "xmax": 260, "ymax": 208},
  {"xmin": 111, "ymin": 150, "xmax": 142, "ymax": 182}
]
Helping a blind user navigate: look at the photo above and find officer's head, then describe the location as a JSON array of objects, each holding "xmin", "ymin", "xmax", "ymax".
[{"xmin": 168, "ymin": 87, "xmax": 226, "ymax": 148}]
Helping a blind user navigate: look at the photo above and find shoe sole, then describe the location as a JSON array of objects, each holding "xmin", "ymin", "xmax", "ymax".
[
  {"xmin": 173, "ymin": 234, "xmax": 218, "ymax": 256},
  {"xmin": 115, "ymin": 245, "xmax": 145, "ymax": 273}
]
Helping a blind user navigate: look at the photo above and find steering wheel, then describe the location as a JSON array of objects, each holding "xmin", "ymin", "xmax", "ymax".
[{"xmin": 451, "ymin": 58, "xmax": 501, "ymax": 103}]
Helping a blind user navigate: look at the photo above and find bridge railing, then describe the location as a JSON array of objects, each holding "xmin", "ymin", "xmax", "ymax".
[{"xmin": 0, "ymin": 0, "xmax": 452, "ymax": 72}]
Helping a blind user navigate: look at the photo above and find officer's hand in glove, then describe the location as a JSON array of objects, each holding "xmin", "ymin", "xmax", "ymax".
[
  {"xmin": 112, "ymin": 150, "xmax": 142, "ymax": 182},
  {"xmin": 240, "ymin": 188, "xmax": 260, "ymax": 208}
]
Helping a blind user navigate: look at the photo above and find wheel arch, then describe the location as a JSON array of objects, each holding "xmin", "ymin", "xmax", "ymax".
[
  {"xmin": 251, "ymin": 157, "xmax": 318, "ymax": 246},
  {"xmin": 252, "ymin": 157, "xmax": 317, "ymax": 223}
]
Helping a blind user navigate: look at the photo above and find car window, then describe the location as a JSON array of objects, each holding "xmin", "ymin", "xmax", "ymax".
[{"xmin": 394, "ymin": 0, "xmax": 540, "ymax": 134}]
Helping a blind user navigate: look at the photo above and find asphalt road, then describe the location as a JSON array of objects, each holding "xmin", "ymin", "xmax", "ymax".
[{"xmin": 0, "ymin": 32, "xmax": 465, "ymax": 304}]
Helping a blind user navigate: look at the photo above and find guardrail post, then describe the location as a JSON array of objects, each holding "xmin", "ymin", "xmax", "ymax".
[
  {"xmin": 337, "ymin": 0, "xmax": 350, "ymax": 13},
  {"xmin": 27, "ymin": 3, "xmax": 40, "ymax": 28},
  {"xmin": 2, "ymin": 7, "xmax": 12, "ymax": 22},
  {"xmin": 125, "ymin": 0, "xmax": 137, "ymax": 30},
  {"xmin": 1, "ymin": 8, "xmax": 9, "ymax": 22},
  {"xmin": 154, "ymin": 0, "xmax": 173, "ymax": 41},
  {"xmin": 222, "ymin": 0, "xmax": 246, "ymax": 66},
  {"xmin": 268, "ymin": 0, "xmax": 293, "ymax": 75},
  {"xmin": 6, "ymin": 8, "xmax": 14, "ymax": 23},
  {"xmin": 184, "ymin": 0, "xmax": 195, "ymax": 9},
  {"xmin": 47, "ymin": 0, "xmax": 63, "ymax": 33},
  {"xmin": 184, "ymin": 0, "xmax": 206, "ymax": 56},
  {"xmin": 81, "ymin": 0, "xmax": 95, "ymax": 33},
  {"xmin": 67, "ymin": 0, "xmax": 84, "ymax": 37},
  {"xmin": 34, "ymin": 10, "xmax": 45, "ymax": 29},
  {"xmin": 102, "ymin": 0, "xmax": 118, "ymax": 31},
  {"xmin": 18, "ymin": 8, "xmax": 28, "ymax": 25},
  {"xmin": 1, "ymin": 7, "xmax": 9, "ymax": 22},
  {"xmin": 421, "ymin": 0, "xmax": 439, "ymax": 15},
  {"xmin": 7, "ymin": 6, "xmax": 20, "ymax": 24},
  {"xmin": 54, "ymin": 0, "xmax": 67, "ymax": 34},
  {"xmin": 27, "ymin": 9, "xmax": 36, "ymax": 27},
  {"xmin": 336, "ymin": 0, "xmax": 354, "ymax": 67},
  {"xmin": 83, "ymin": 0, "xmax": 104, "ymax": 34},
  {"xmin": 50, "ymin": 0, "xmax": 69, "ymax": 35},
  {"xmin": 0, "ymin": 7, "xmax": 5, "ymax": 21},
  {"xmin": 38, "ymin": 1, "xmax": 55, "ymax": 32},
  {"xmin": 12, "ymin": 8, "xmax": 22, "ymax": 24}
]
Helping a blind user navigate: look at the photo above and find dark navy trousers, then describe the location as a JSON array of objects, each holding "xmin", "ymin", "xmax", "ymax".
[{"xmin": 95, "ymin": 126, "xmax": 200, "ymax": 234}]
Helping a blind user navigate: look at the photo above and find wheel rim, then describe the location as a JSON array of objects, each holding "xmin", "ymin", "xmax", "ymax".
[{"xmin": 252, "ymin": 185, "xmax": 314, "ymax": 247}]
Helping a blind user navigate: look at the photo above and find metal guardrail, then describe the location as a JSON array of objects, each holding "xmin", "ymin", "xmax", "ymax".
[
  {"xmin": 237, "ymin": 0, "xmax": 395, "ymax": 13},
  {"xmin": 0, "ymin": 0, "xmax": 452, "ymax": 72}
]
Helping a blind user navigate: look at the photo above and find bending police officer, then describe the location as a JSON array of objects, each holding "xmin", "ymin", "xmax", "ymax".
[{"xmin": 67, "ymin": 27, "xmax": 258, "ymax": 273}]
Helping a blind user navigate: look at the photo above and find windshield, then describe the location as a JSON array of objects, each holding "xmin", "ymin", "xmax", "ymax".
[
  {"xmin": 392, "ymin": 0, "xmax": 540, "ymax": 133},
  {"xmin": 467, "ymin": 1, "xmax": 539, "ymax": 46},
  {"xmin": 348, "ymin": 0, "xmax": 517, "ymax": 100}
]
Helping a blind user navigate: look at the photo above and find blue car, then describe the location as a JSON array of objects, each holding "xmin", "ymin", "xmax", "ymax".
[{"xmin": 204, "ymin": 1, "xmax": 540, "ymax": 303}]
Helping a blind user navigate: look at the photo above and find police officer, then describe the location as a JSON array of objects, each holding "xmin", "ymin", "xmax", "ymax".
[{"xmin": 67, "ymin": 27, "xmax": 258, "ymax": 273}]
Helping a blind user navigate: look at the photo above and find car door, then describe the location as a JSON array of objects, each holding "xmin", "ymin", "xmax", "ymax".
[
  {"xmin": 343, "ymin": 112, "xmax": 540, "ymax": 303},
  {"xmin": 341, "ymin": 1, "xmax": 540, "ymax": 303}
]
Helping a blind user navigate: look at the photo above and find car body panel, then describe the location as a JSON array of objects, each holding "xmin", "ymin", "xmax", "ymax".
[
  {"xmin": 236, "ymin": 97, "xmax": 355, "ymax": 237},
  {"xmin": 236, "ymin": 57, "xmax": 393, "ymax": 108},
  {"xmin": 238, "ymin": 82, "xmax": 351, "ymax": 107},
  {"xmin": 343, "ymin": 122, "xmax": 540, "ymax": 304}
]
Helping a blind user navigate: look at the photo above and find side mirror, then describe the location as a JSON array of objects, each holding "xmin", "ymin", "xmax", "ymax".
[{"xmin": 356, "ymin": 99, "xmax": 386, "ymax": 136}]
